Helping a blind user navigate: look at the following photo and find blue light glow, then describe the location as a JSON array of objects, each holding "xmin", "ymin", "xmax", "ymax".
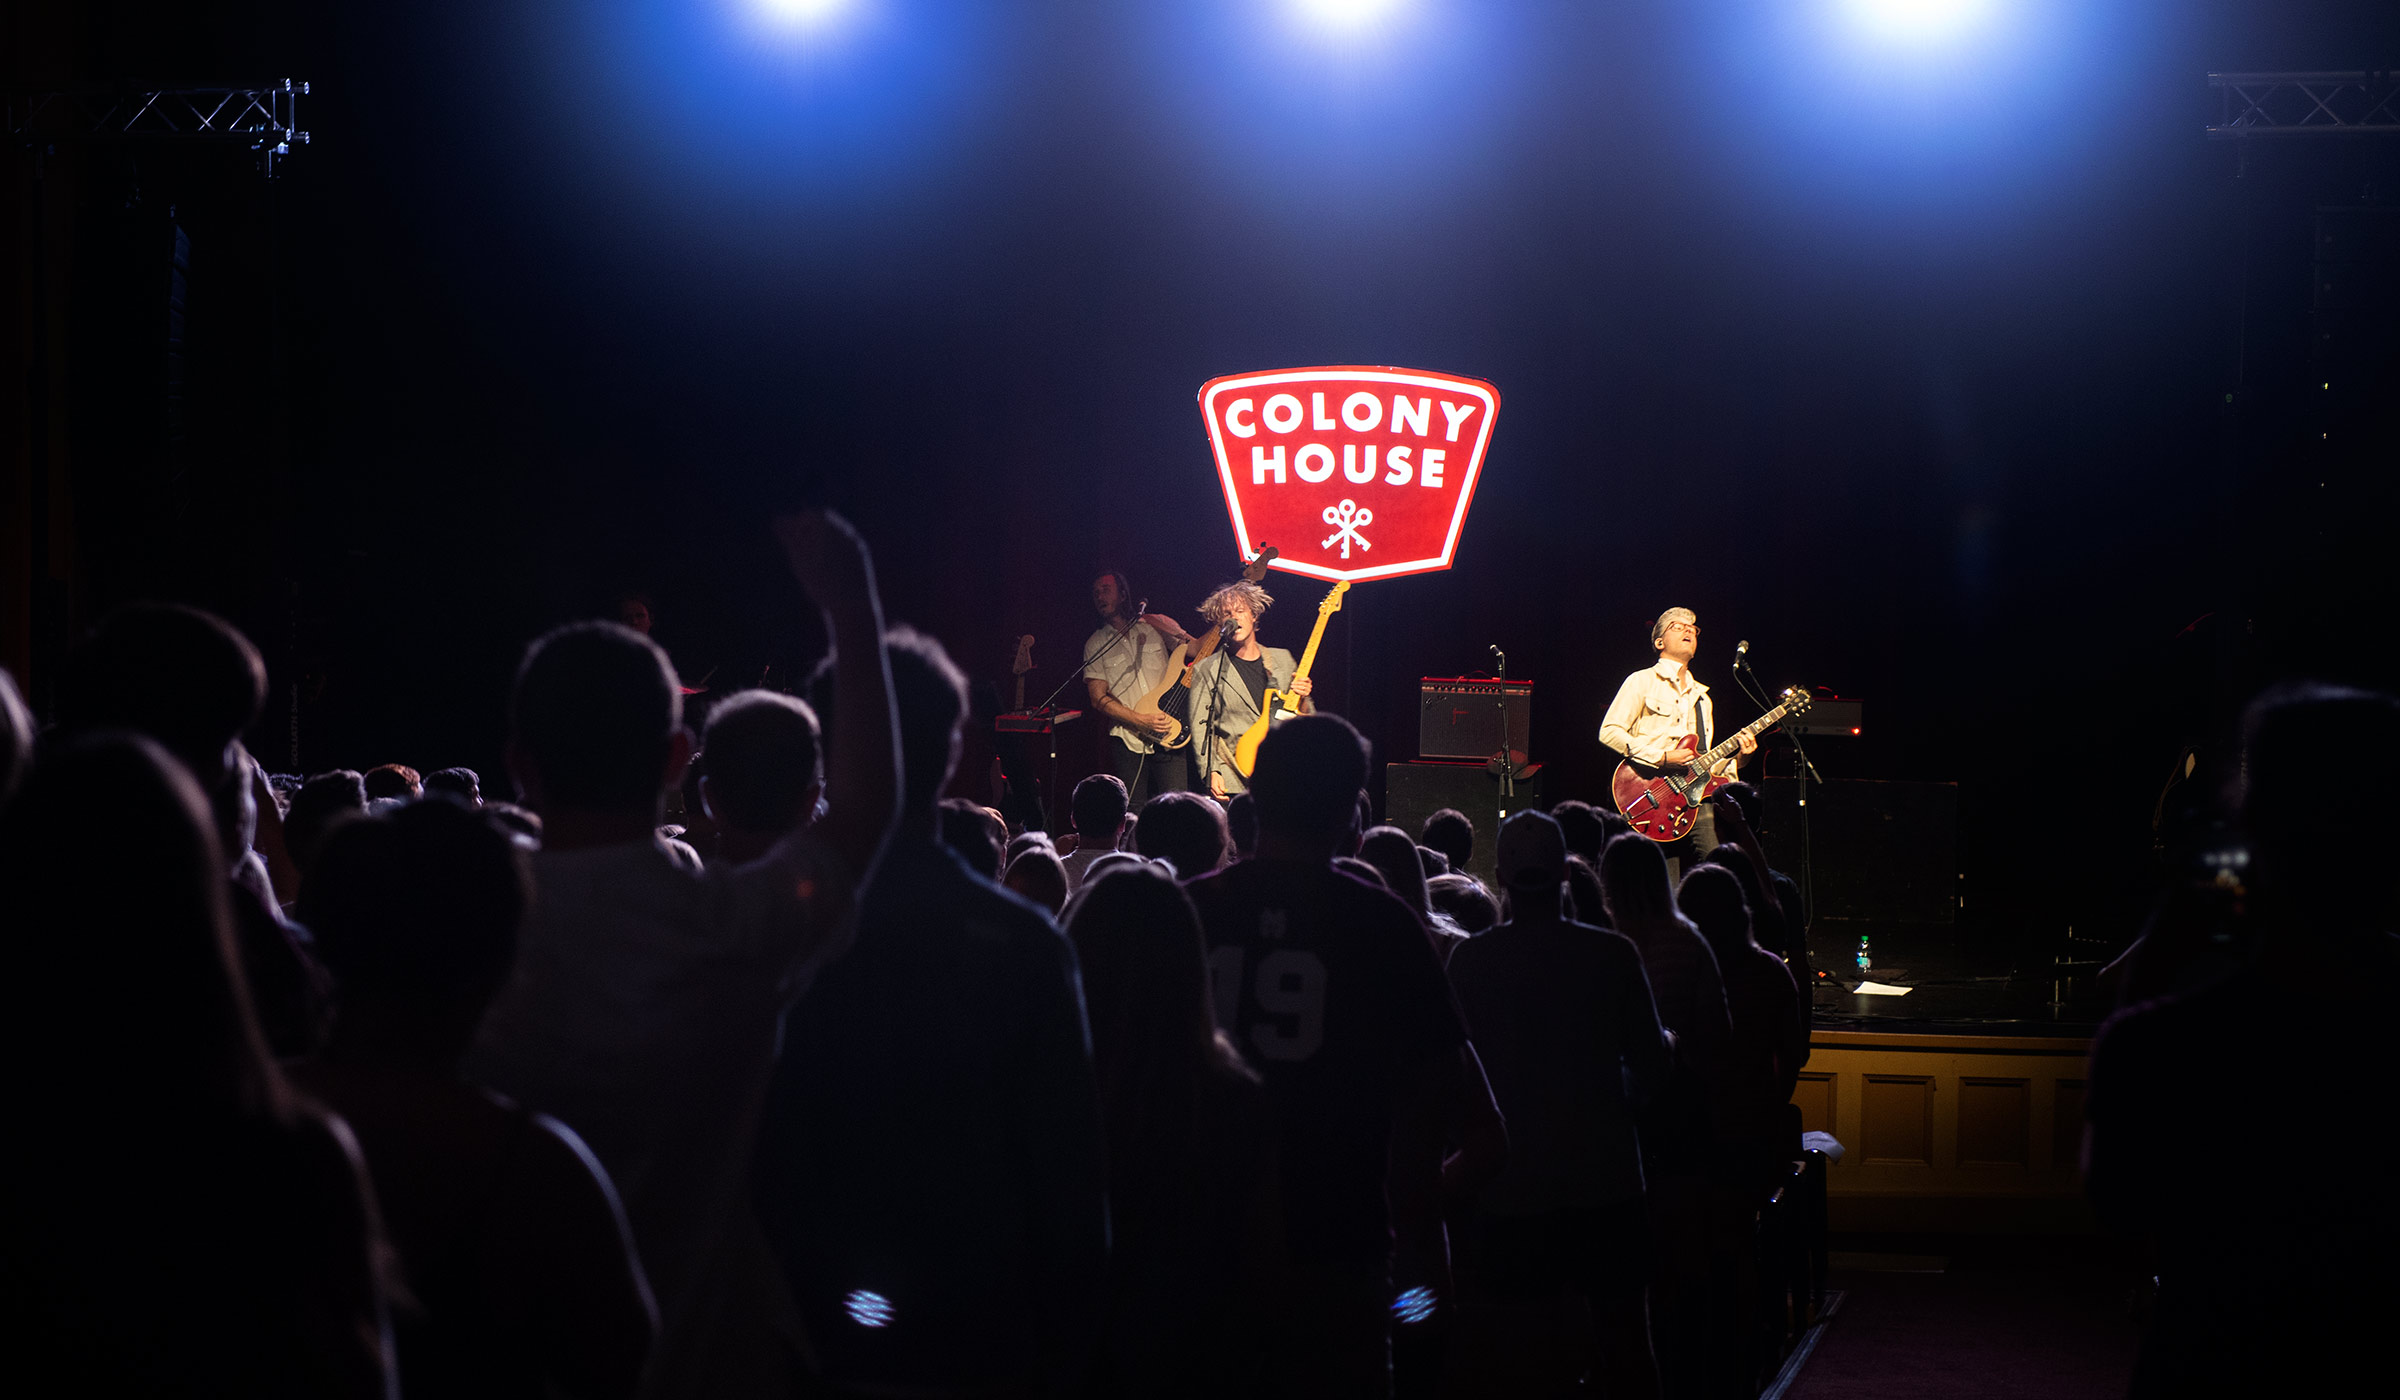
[
  {"xmin": 843, "ymin": 1289, "xmax": 894, "ymax": 1327},
  {"xmin": 1291, "ymin": 0, "xmax": 1412, "ymax": 34},
  {"xmin": 751, "ymin": 0, "xmax": 853, "ymax": 29},
  {"xmin": 1392, "ymin": 1285, "xmax": 1438, "ymax": 1325},
  {"xmin": 1836, "ymin": 0, "xmax": 2000, "ymax": 47},
  {"xmin": 551, "ymin": 0, "xmax": 1006, "ymax": 217}
]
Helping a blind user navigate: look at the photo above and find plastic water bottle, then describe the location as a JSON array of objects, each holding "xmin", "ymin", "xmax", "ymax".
[{"xmin": 1855, "ymin": 933, "xmax": 1872, "ymax": 974}]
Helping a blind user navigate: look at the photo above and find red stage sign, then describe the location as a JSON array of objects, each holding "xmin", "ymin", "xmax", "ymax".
[{"xmin": 1199, "ymin": 366, "xmax": 1500, "ymax": 583}]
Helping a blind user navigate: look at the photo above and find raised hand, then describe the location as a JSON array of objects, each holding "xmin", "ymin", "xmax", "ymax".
[{"xmin": 772, "ymin": 510, "xmax": 877, "ymax": 615}]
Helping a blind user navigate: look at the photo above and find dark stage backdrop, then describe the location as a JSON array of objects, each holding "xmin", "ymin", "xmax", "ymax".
[{"xmin": 8, "ymin": 1, "xmax": 2400, "ymax": 970}]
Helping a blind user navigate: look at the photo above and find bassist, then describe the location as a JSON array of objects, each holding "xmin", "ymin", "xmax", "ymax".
[
  {"xmin": 1598, "ymin": 607, "xmax": 1756, "ymax": 866},
  {"xmin": 1188, "ymin": 579, "xmax": 1313, "ymax": 799},
  {"xmin": 1083, "ymin": 570, "xmax": 1197, "ymax": 805}
]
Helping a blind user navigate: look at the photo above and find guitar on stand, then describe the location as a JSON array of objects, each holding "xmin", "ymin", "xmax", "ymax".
[
  {"xmin": 1611, "ymin": 688, "xmax": 1812, "ymax": 842},
  {"xmin": 1127, "ymin": 545, "xmax": 1280, "ymax": 748},
  {"xmin": 1009, "ymin": 635, "xmax": 1035, "ymax": 710},
  {"xmin": 996, "ymin": 634, "xmax": 1086, "ymax": 835},
  {"xmin": 1231, "ymin": 578, "xmax": 1349, "ymax": 779}
]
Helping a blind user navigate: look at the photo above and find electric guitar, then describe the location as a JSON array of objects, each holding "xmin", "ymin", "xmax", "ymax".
[
  {"xmin": 1009, "ymin": 635, "xmax": 1035, "ymax": 711},
  {"xmin": 1611, "ymin": 687, "xmax": 1812, "ymax": 842},
  {"xmin": 1231, "ymin": 579, "xmax": 1348, "ymax": 779}
]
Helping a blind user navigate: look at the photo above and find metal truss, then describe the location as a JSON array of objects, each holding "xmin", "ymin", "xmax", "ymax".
[
  {"xmin": 2208, "ymin": 72, "xmax": 2400, "ymax": 139},
  {"xmin": 6, "ymin": 79, "xmax": 309, "ymax": 174}
]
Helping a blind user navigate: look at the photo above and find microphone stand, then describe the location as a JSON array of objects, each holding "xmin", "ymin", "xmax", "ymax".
[
  {"xmin": 1028, "ymin": 604, "xmax": 1146, "ymax": 715},
  {"xmin": 1490, "ymin": 646, "xmax": 1517, "ymax": 847},
  {"xmin": 1013, "ymin": 608, "xmax": 1146, "ymax": 835},
  {"xmin": 1733, "ymin": 649, "xmax": 1818, "ymax": 954},
  {"xmin": 1200, "ymin": 618, "xmax": 1237, "ymax": 800}
]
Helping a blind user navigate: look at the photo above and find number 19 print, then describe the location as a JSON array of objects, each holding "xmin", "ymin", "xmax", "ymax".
[{"xmin": 1209, "ymin": 940, "xmax": 1328, "ymax": 1064}]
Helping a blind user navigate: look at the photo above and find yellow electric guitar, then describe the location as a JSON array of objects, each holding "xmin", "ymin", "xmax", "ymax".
[{"xmin": 1231, "ymin": 579, "xmax": 1348, "ymax": 779}]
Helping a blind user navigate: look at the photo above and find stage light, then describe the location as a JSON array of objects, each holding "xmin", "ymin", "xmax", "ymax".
[
  {"xmin": 1291, "ymin": 0, "xmax": 1410, "ymax": 34},
  {"xmin": 842, "ymin": 1289, "xmax": 893, "ymax": 1327},
  {"xmin": 1837, "ymin": 0, "xmax": 1999, "ymax": 46},
  {"xmin": 754, "ymin": 0, "xmax": 850, "ymax": 26}
]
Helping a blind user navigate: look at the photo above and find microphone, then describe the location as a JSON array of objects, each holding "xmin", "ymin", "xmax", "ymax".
[
  {"xmin": 1489, "ymin": 643, "xmax": 1506, "ymax": 674},
  {"xmin": 1219, "ymin": 617, "xmax": 1239, "ymax": 638},
  {"xmin": 1734, "ymin": 639, "xmax": 1750, "ymax": 668}
]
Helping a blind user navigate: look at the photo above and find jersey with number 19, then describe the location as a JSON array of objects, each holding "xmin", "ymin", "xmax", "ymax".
[{"xmin": 1186, "ymin": 859, "xmax": 1467, "ymax": 1272}]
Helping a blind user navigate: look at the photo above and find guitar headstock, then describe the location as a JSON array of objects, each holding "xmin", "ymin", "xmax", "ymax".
[
  {"xmin": 1241, "ymin": 545, "xmax": 1279, "ymax": 584},
  {"xmin": 1780, "ymin": 686, "xmax": 1812, "ymax": 714},
  {"xmin": 1322, "ymin": 580, "xmax": 1350, "ymax": 614},
  {"xmin": 1011, "ymin": 635, "xmax": 1035, "ymax": 676}
]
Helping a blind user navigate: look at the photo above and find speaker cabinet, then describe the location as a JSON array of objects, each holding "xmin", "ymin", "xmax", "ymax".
[
  {"xmin": 1383, "ymin": 762, "xmax": 1545, "ymax": 884},
  {"xmin": 1418, "ymin": 678, "xmax": 1532, "ymax": 761}
]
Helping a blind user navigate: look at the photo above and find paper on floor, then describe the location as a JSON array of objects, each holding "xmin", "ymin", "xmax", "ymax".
[{"xmin": 1852, "ymin": 981, "xmax": 1913, "ymax": 996}]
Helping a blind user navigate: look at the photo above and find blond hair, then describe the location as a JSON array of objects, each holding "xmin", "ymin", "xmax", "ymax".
[{"xmin": 1199, "ymin": 580, "xmax": 1274, "ymax": 623}]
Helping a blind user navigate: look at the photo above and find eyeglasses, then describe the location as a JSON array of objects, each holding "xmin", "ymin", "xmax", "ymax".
[{"xmin": 1661, "ymin": 623, "xmax": 1698, "ymax": 636}]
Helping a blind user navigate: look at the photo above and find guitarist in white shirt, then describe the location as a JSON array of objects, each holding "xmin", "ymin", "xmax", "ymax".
[
  {"xmin": 1598, "ymin": 607, "xmax": 1757, "ymax": 865},
  {"xmin": 1188, "ymin": 580, "xmax": 1313, "ymax": 800},
  {"xmin": 1082, "ymin": 570, "xmax": 1197, "ymax": 806}
]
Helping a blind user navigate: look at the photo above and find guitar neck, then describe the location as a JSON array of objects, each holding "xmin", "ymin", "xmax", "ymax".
[
  {"xmin": 1696, "ymin": 700, "xmax": 1793, "ymax": 769},
  {"xmin": 1288, "ymin": 603, "xmax": 1337, "ymax": 689}
]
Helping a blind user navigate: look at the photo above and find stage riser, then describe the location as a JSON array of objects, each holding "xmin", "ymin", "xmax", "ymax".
[{"xmin": 1794, "ymin": 1032, "xmax": 2095, "ymax": 1235}]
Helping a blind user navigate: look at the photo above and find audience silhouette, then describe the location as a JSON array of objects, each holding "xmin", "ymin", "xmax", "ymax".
[
  {"xmin": 1060, "ymin": 772, "xmax": 1130, "ymax": 889},
  {"xmin": 295, "ymin": 798, "xmax": 655, "ymax": 1398},
  {"xmin": 0, "ymin": 734, "xmax": 395, "ymax": 1396},
  {"xmin": 1131, "ymin": 789, "xmax": 1232, "ymax": 879},
  {"xmin": 695, "ymin": 690, "xmax": 824, "ymax": 867},
  {"xmin": 2087, "ymin": 684, "xmax": 2400, "ymax": 1397},
  {"xmin": 467, "ymin": 513, "xmax": 898, "ymax": 1398},
  {"xmin": 1185, "ymin": 714, "xmax": 1504, "ymax": 1398},
  {"xmin": 15, "ymin": 506, "xmax": 2367, "ymax": 1400},
  {"xmin": 1447, "ymin": 810, "xmax": 1669, "ymax": 1398},
  {"xmin": 1602, "ymin": 833, "xmax": 1733, "ymax": 1400},
  {"xmin": 1064, "ymin": 864, "xmax": 1286, "ymax": 1396},
  {"xmin": 57, "ymin": 603, "xmax": 333, "ymax": 1055},
  {"xmin": 753, "ymin": 625, "xmax": 1107, "ymax": 1399}
]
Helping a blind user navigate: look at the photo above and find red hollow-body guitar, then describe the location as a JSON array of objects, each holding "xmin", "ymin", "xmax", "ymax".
[{"xmin": 1610, "ymin": 688, "xmax": 1812, "ymax": 842}]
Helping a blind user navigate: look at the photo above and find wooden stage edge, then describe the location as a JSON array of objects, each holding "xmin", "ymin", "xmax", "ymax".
[{"xmin": 1794, "ymin": 1027, "xmax": 2100, "ymax": 1235}]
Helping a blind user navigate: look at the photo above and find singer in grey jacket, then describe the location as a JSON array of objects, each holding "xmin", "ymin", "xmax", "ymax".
[{"xmin": 1186, "ymin": 579, "xmax": 1310, "ymax": 799}]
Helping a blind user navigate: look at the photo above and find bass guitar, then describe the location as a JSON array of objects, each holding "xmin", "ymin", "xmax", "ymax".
[
  {"xmin": 1610, "ymin": 688, "xmax": 1813, "ymax": 842},
  {"xmin": 1230, "ymin": 578, "xmax": 1348, "ymax": 779}
]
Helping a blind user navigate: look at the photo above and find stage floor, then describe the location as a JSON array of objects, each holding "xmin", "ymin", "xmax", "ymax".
[{"xmin": 1803, "ymin": 922, "xmax": 2116, "ymax": 1040}]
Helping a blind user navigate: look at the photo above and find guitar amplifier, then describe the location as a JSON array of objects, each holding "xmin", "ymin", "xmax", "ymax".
[
  {"xmin": 1418, "ymin": 678, "xmax": 1532, "ymax": 761},
  {"xmin": 1785, "ymin": 696, "xmax": 1862, "ymax": 736}
]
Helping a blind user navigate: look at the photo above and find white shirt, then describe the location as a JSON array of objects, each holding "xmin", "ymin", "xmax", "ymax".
[
  {"xmin": 1083, "ymin": 619, "xmax": 1176, "ymax": 754},
  {"xmin": 467, "ymin": 833, "xmax": 854, "ymax": 1398},
  {"xmin": 1598, "ymin": 657, "xmax": 1735, "ymax": 775},
  {"xmin": 1058, "ymin": 841, "xmax": 1117, "ymax": 891}
]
